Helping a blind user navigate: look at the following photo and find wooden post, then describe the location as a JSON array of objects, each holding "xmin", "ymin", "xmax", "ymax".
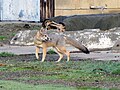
[
  {"xmin": 40, "ymin": 0, "xmax": 54, "ymax": 21},
  {"xmin": 46, "ymin": 0, "xmax": 54, "ymax": 18},
  {"xmin": 40, "ymin": 0, "xmax": 43, "ymax": 21},
  {"xmin": 46, "ymin": 0, "xmax": 49, "ymax": 18},
  {"xmin": 43, "ymin": 1, "xmax": 46, "ymax": 20},
  {"xmin": 51, "ymin": 0, "xmax": 55, "ymax": 17},
  {"xmin": 40, "ymin": 0, "xmax": 46, "ymax": 21}
]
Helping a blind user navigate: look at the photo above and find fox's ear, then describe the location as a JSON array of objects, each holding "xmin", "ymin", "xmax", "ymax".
[
  {"xmin": 42, "ymin": 22, "xmax": 46, "ymax": 28},
  {"xmin": 39, "ymin": 28, "xmax": 47, "ymax": 34},
  {"xmin": 42, "ymin": 19, "xmax": 51, "ymax": 28},
  {"xmin": 39, "ymin": 30, "xmax": 44, "ymax": 33},
  {"xmin": 59, "ymin": 22, "xmax": 65, "ymax": 26},
  {"xmin": 38, "ymin": 28, "xmax": 44, "ymax": 34},
  {"xmin": 36, "ymin": 31, "xmax": 41, "ymax": 37}
]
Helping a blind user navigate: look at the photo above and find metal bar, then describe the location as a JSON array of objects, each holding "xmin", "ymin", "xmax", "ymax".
[{"xmin": 0, "ymin": 0, "xmax": 2, "ymax": 21}]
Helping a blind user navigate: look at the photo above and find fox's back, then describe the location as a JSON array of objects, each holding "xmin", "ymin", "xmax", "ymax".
[{"xmin": 48, "ymin": 32, "xmax": 66, "ymax": 46}]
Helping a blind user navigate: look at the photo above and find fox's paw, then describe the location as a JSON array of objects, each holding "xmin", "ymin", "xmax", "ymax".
[
  {"xmin": 40, "ymin": 60, "xmax": 45, "ymax": 62},
  {"xmin": 55, "ymin": 60, "xmax": 61, "ymax": 63},
  {"xmin": 66, "ymin": 60, "xmax": 69, "ymax": 62},
  {"xmin": 36, "ymin": 58, "xmax": 39, "ymax": 60}
]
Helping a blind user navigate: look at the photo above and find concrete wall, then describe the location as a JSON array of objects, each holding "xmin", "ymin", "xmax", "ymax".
[
  {"xmin": 10, "ymin": 28, "xmax": 120, "ymax": 50},
  {"xmin": 1, "ymin": 0, "xmax": 40, "ymax": 21},
  {"xmin": 55, "ymin": 0, "xmax": 120, "ymax": 16}
]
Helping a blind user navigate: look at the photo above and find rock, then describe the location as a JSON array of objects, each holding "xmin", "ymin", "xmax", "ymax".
[
  {"xmin": 0, "ymin": 42, "xmax": 4, "ymax": 47},
  {"xmin": 51, "ymin": 13, "xmax": 120, "ymax": 31},
  {"xmin": 112, "ymin": 39, "xmax": 120, "ymax": 52},
  {"xmin": 10, "ymin": 30, "xmax": 37, "ymax": 45},
  {"xmin": 112, "ymin": 39, "xmax": 120, "ymax": 50},
  {"xmin": 23, "ymin": 24, "xmax": 31, "ymax": 29},
  {"xmin": 64, "ymin": 28, "xmax": 120, "ymax": 49},
  {"xmin": 10, "ymin": 28, "xmax": 120, "ymax": 50}
]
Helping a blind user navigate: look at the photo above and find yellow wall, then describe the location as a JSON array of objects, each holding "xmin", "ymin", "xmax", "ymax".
[{"xmin": 55, "ymin": 0, "xmax": 120, "ymax": 16}]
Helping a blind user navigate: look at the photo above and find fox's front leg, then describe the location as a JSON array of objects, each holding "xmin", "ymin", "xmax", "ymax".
[
  {"xmin": 41, "ymin": 47, "xmax": 47, "ymax": 62},
  {"xmin": 35, "ymin": 46, "xmax": 40, "ymax": 60}
]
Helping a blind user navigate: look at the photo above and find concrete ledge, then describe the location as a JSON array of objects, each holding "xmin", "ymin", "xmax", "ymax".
[{"xmin": 10, "ymin": 28, "xmax": 120, "ymax": 51}]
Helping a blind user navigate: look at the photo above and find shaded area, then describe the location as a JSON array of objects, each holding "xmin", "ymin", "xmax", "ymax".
[{"xmin": 51, "ymin": 13, "xmax": 120, "ymax": 30}]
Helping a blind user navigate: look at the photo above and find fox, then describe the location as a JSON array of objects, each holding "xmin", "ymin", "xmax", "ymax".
[
  {"xmin": 42, "ymin": 19, "xmax": 66, "ymax": 32},
  {"xmin": 34, "ymin": 29, "xmax": 90, "ymax": 62}
]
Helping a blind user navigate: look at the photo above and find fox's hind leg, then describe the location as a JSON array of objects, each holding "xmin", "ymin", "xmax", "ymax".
[
  {"xmin": 62, "ymin": 50, "xmax": 70, "ymax": 62},
  {"xmin": 54, "ymin": 47, "xmax": 63, "ymax": 62},
  {"xmin": 65, "ymin": 51, "xmax": 70, "ymax": 62},
  {"xmin": 56, "ymin": 51, "xmax": 63, "ymax": 62},
  {"xmin": 55, "ymin": 46, "xmax": 70, "ymax": 62}
]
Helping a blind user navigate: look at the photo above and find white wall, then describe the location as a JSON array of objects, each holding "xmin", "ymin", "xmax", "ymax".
[{"xmin": 1, "ymin": 0, "xmax": 40, "ymax": 21}]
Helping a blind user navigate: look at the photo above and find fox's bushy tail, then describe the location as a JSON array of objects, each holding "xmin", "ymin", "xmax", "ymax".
[{"xmin": 65, "ymin": 37, "xmax": 90, "ymax": 54}]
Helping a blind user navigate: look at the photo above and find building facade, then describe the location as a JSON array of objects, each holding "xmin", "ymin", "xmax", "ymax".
[
  {"xmin": 0, "ymin": 0, "xmax": 119, "ymax": 22},
  {"xmin": 55, "ymin": 0, "xmax": 120, "ymax": 16}
]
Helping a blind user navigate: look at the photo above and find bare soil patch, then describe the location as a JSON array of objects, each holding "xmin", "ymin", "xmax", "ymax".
[{"xmin": 0, "ymin": 22, "xmax": 40, "ymax": 45}]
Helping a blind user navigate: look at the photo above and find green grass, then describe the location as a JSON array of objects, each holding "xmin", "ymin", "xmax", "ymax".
[
  {"xmin": 0, "ymin": 80, "xmax": 118, "ymax": 90},
  {"xmin": 0, "ymin": 36, "xmax": 7, "ymax": 40},
  {"xmin": 0, "ymin": 52, "xmax": 16, "ymax": 57},
  {"xmin": 0, "ymin": 60, "xmax": 119, "ymax": 89},
  {"xmin": 0, "ymin": 80, "xmax": 76, "ymax": 90},
  {"xmin": 47, "ymin": 49, "xmax": 57, "ymax": 54},
  {"xmin": 10, "ymin": 33, "xmax": 16, "ymax": 37}
]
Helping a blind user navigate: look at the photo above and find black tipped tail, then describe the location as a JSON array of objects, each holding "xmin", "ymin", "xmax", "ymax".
[
  {"xmin": 65, "ymin": 37, "xmax": 90, "ymax": 54},
  {"xmin": 80, "ymin": 47, "xmax": 90, "ymax": 54}
]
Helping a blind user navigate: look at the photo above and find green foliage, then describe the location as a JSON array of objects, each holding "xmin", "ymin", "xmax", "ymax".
[
  {"xmin": 77, "ymin": 86, "xmax": 109, "ymax": 90},
  {"xmin": 0, "ymin": 80, "xmax": 76, "ymax": 90},
  {"xmin": 47, "ymin": 49, "xmax": 56, "ymax": 54},
  {"xmin": 10, "ymin": 33, "xmax": 16, "ymax": 36},
  {"xmin": 112, "ymin": 68, "xmax": 120, "ymax": 75},
  {"xmin": 0, "ymin": 60, "xmax": 119, "ymax": 89},
  {"xmin": 0, "ymin": 52, "xmax": 16, "ymax": 57},
  {"xmin": 0, "ymin": 36, "xmax": 7, "ymax": 40}
]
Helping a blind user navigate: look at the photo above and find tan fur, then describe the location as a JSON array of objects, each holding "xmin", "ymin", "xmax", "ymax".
[{"xmin": 34, "ymin": 30, "xmax": 89, "ymax": 62}]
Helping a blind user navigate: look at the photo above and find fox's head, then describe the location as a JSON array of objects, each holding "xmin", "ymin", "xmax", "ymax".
[{"xmin": 36, "ymin": 29, "xmax": 51, "ymax": 42}]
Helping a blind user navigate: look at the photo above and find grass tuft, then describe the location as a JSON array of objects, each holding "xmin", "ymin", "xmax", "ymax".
[
  {"xmin": 47, "ymin": 49, "xmax": 57, "ymax": 54},
  {"xmin": 0, "ymin": 36, "xmax": 7, "ymax": 40},
  {"xmin": 0, "ymin": 52, "xmax": 16, "ymax": 57}
]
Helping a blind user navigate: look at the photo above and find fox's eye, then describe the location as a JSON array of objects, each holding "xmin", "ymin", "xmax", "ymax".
[{"xmin": 44, "ymin": 35, "xmax": 47, "ymax": 37}]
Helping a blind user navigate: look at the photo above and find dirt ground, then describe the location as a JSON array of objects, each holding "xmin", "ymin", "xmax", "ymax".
[
  {"xmin": 0, "ymin": 54, "xmax": 120, "ymax": 90},
  {"xmin": 0, "ymin": 22, "xmax": 40, "ymax": 45},
  {"xmin": 0, "ymin": 22, "xmax": 120, "ymax": 89}
]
